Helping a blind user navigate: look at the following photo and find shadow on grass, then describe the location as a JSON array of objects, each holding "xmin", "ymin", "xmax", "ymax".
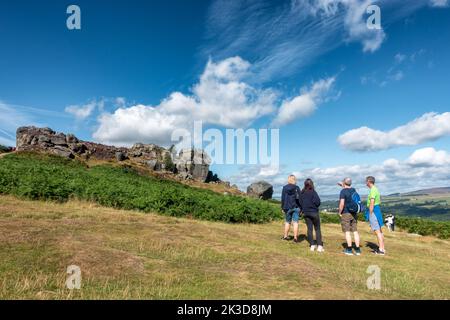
[
  {"xmin": 365, "ymin": 241, "xmax": 379, "ymax": 252},
  {"xmin": 340, "ymin": 242, "xmax": 366, "ymax": 249},
  {"xmin": 281, "ymin": 234, "xmax": 307, "ymax": 243}
]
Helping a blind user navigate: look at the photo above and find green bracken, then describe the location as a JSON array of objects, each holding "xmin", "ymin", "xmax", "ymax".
[{"xmin": 0, "ymin": 152, "xmax": 280, "ymax": 223}]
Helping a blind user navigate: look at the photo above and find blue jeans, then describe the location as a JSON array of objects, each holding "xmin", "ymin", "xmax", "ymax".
[{"xmin": 285, "ymin": 208, "xmax": 300, "ymax": 223}]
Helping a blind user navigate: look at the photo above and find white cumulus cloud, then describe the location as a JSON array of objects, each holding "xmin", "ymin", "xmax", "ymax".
[
  {"xmin": 338, "ymin": 112, "xmax": 450, "ymax": 151},
  {"xmin": 407, "ymin": 147, "xmax": 450, "ymax": 166},
  {"xmin": 295, "ymin": 148, "xmax": 450, "ymax": 193},
  {"xmin": 271, "ymin": 77, "xmax": 336, "ymax": 126},
  {"xmin": 93, "ymin": 57, "xmax": 280, "ymax": 146},
  {"xmin": 93, "ymin": 57, "xmax": 337, "ymax": 146}
]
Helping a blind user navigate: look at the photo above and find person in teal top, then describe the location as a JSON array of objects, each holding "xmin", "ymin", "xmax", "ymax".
[{"xmin": 365, "ymin": 176, "xmax": 386, "ymax": 255}]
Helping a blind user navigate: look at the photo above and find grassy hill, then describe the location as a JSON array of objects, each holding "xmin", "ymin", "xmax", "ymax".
[
  {"xmin": 0, "ymin": 195, "xmax": 449, "ymax": 299},
  {"xmin": 0, "ymin": 152, "xmax": 278, "ymax": 223},
  {"xmin": 402, "ymin": 187, "xmax": 450, "ymax": 196},
  {"xmin": 1, "ymin": 152, "xmax": 450, "ymax": 299}
]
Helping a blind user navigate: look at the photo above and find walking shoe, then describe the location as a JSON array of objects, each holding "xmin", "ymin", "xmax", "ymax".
[
  {"xmin": 310, "ymin": 245, "xmax": 316, "ymax": 251},
  {"xmin": 343, "ymin": 248, "xmax": 353, "ymax": 255},
  {"xmin": 282, "ymin": 236, "xmax": 290, "ymax": 241},
  {"xmin": 375, "ymin": 250, "xmax": 385, "ymax": 256},
  {"xmin": 317, "ymin": 245, "xmax": 324, "ymax": 252},
  {"xmin": 354, "ymin": 247, "xmax": 361, "ymax": 256},
  {"xmin": 293, "ymin": 238, "xmax": 299, "ymax": 243}
]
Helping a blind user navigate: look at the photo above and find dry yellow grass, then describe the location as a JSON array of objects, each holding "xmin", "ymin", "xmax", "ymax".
[{"xmin": 0, "ymin": 195, "xmax": 449, "ymax": 300}]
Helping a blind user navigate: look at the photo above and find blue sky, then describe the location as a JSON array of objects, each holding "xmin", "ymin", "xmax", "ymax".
[{"xmin": 1, "ymin": 0, "xmax": 450, "ymax": 195}]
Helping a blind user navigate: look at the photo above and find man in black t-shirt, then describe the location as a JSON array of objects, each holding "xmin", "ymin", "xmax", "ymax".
[{"xmin": 338, "ymin": 178, "xmax": 362, "ymax": 256}]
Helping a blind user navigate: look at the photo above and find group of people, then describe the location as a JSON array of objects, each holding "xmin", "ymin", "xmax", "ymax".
[{"xmin": 280, "ymin": 175, "xmax": 386, "ymax": 255}]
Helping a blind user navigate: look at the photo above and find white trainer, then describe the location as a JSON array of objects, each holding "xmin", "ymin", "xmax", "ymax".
[
  {"xmin": 310, "ymin": 245, "xmax": 316, "ymax": 251},
  {"xmin": 317, "ymin": 245, "xmax": 324, "ymax": 252}
]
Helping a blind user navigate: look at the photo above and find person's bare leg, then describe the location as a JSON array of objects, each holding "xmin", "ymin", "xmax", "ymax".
[
  {"xmin": 293, "ymin": 222, "xmax": 299, "ymax": 240},
  {"xmin": 375, "ymin": 230, "xmax": 385, "ymax": 251},
  {"xmin": 284, "ymin": 223, "xmax": 290, "ymax": 238},
  {"xmin": 353, "ymin": 231, "xmax": 360, "ymax": 248},
  {"xmin": 345, "ymin": 232, "xmax": 352, "ymax": 248}
]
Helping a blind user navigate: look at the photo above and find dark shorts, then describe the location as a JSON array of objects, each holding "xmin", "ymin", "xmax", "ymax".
[
  {"xmin": 285, "ymin": 208, "xmax": 300, "ymax": 223},
  {"xmin": 341, "ymin": 213, "xmax": 358, "ymax": 232}
]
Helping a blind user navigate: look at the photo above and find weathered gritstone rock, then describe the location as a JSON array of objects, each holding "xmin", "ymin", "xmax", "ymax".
[
  {"xmin": 15, "ymin": 126, "xmax": 214, "ymax": 182},
  {"xmin": 247, "ymin": 181, "xmax": 274, "ymax": 200},
  {"xmin": 115, "ymin": 151, "xmax": 128, "ymax": 162},
  {"xmin": 174, "ymin": 149, "xmax": 211, "ymax": 183},
  {"xmin": 52, "ymin": 145, "xmax": 75, "ymax": 159}
]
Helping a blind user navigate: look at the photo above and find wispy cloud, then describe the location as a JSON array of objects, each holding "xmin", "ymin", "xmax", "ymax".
[
  {"xmin": 394, "ymin": 53, "xmax": 406, "ymax": 63},
  {"xmin": 0, "ymin": 101, "xmax": 70, "ymax": 146},
  {"xmin": 0, "ymin": 102, "xmax": 37, "ymax": 146},
  {"xmin": 0, "ymin": 102, "xmax": 34, "ymax": 132},
  {"xmin": 64, "ymin": 101, "xmax": 97, "ymax": 120},
  {"xmin": 361, "ymin": 50, "xmax": 424, "ymax": 87},
  {"xmin": 202, "ymin": 0, "xmax": 435, "ymax": 83},
  {"xmin": 430, "ymin": 0, "xmax": 449, "ymax": 7},
  {"xmin": 0, "ymin": 128, "xmax": 16, "ymax": 147},
  {"xmin": 338, "ymin": 112, "xmax": 450, "ymax": 151}
]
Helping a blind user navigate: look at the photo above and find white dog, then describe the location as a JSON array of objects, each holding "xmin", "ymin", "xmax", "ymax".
[{"xmin": 385, "ymin": 214, "xmax": 395, "ymax": 232}]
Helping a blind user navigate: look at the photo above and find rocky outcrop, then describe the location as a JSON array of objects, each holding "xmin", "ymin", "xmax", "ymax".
[
  {"xmin": 247, "ymin": 181, "xmax": 273, "ymax": 200},
  {"xmin": 174, "ymin": 149, "xmax": 211, "ymax": 182},
  {"xmin": 16, "ymin": 126, "xmax": 128, "ymax": 160},
  {"xmin": 15, "ymin": 126, "xmax": 213, "ymax": 182}
]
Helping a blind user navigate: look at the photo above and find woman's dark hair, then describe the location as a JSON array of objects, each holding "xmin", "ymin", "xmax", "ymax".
[{"xmin": 302, "ymin": 178, "xmax": 315, "ymax": 192}]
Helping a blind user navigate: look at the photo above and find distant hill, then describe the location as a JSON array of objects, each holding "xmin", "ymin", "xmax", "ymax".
[{"xmin": 389, "ymin": 187, "xmax": 450, "ymax": 197}]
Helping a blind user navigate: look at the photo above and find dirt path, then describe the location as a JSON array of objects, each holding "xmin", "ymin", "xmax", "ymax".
[{"xmin": 0, "ymin": 151, "xmax": 15, "ymax": 158}]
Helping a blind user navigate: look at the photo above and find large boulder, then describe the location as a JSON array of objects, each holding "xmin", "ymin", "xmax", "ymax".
[
  {"xmin": 115, "ymin": 151, "xmax": 128, "ymax": 162},
  {"xmin": 247, "ymin": 181, "xmax": 273, "ymax": 200},
  {"xmin": 146, "ymin": 159, "xmax": 164, "ymax": 171},
  {"xmin": 174, "ymin": 149, "xmax": 211, "ymax": 182}
]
